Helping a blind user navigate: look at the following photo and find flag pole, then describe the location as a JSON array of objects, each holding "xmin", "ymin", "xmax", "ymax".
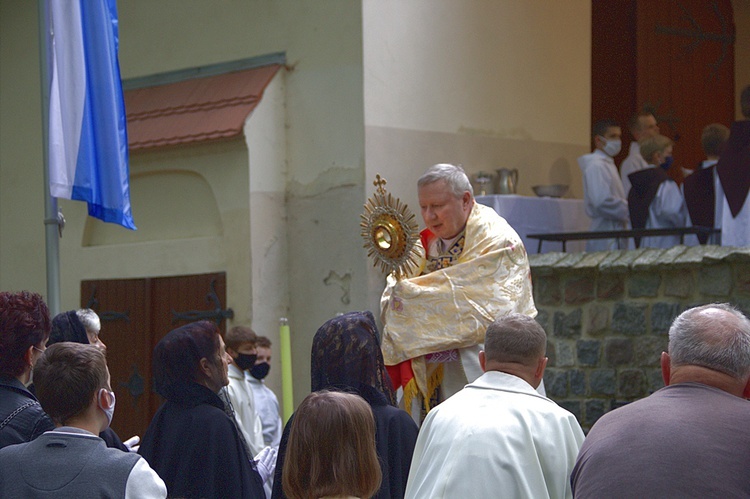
[{"xmin": 38, "ymin": 0, "xmax": 61, "ymax": 316}]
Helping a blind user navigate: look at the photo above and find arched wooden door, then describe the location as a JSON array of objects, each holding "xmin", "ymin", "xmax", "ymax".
[
  {"xmin": 593, "ymin": 0, "xmax": 735, "ymax": 182},
  {"xmin": 80, "ymin": 272, "xmax": 231, "ymax": 441}
]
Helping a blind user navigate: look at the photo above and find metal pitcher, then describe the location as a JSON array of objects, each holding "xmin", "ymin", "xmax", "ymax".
[
  {"xmin": 471, "ymin": 172, "xmax": 495, "ymax": 196},
  {"xmin": 495, "ymin": 168, "xmax": 518, "ymax": 194}
]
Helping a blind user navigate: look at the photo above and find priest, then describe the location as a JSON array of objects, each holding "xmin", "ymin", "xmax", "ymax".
[{"xmin": 380, "ymin": 163, "xmax": 537, "ymax": 420}]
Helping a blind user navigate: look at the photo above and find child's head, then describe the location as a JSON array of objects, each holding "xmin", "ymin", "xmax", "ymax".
[
  {"xmin": 225, "ymin": 326, "xmax": 258, "ymax": 371},
  {"xmin": 34, "ymin": 342, "xmax": 112, "ymax": 428},
  {"xmin": 639, "ymin": 134, "xmax": 674, "ymax": 166},
  {"xmin": 282, "ymin": 391, "xmax": 382, "ymax": 499}
]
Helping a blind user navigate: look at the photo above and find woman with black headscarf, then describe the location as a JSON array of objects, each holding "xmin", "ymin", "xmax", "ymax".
[
  {"xmin": 138, "ymin": 321, "xmax": 266, "ymax": 499},
  {"xmin": 272, "ymin": 311, "xmax": 419, "ymax": 499},
  {"xmin": 46, "ymin": 310, "xmax": 130, "ymax": 451}
]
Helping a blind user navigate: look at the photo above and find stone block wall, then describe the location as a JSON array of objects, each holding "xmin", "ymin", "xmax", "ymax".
[{"xmin": 530, "ymin": 245, "xmax": 750, "ymax": 431}]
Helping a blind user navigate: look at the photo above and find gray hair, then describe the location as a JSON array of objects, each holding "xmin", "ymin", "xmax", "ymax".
[
  {"xmin": 484, "ymin": 313, "xmax": 546, "ymax": 365},
  {"xmin": 76, "ymin": 308, "xmax": 101, "ymax": 334},
  {"xmin": 668, "ymin": 303, "xmax": 750, "ymax": 379},
  {"xmin": 417, "ymin": 163, "xmax": 473, "ymax": 198}
]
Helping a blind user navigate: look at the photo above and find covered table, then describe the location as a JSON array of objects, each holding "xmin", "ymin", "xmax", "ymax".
[{"xmin": 476, "ymin": 194, "xmax": 591, "ymax": 254}]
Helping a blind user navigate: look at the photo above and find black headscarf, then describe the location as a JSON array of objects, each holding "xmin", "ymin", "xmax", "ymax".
[
  {"xmin": 273, "ymin": 312, "xmax": 416, "ymax": 499},
  {"xmin": 46, "ymin": 310, "xmax": 127, "ymax": 452},
  {"xmin": 49, "ymin": 311, "xmax": 89, "ymax": 345},
  {"xmin": 310, "ymin": 310, "xmax": 396, "ymax": 406}
]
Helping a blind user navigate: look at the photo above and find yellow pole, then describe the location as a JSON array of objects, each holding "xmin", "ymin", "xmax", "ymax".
[{"xmin": 279, "ymin": 317, "xmax": 294, "ymax": 423}]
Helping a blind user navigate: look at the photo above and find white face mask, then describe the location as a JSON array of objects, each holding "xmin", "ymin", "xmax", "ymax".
[
  {"xmin": 599, "ymin": 136, "xmax": 622, "ymax": 157},
  {"xmin": 98, "ymin": 389, "xmax": 116, "ymax": 428}
]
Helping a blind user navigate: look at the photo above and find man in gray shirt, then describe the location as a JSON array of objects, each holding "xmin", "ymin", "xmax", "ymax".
[{"xmin": 571, "ymin": 303, "xmax": 750, "ymax": 498}]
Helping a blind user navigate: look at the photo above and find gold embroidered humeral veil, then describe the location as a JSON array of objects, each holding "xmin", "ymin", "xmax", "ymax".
[{"xmin": 380, "ymin": 202, "xmax": 537, "ymax": 409}]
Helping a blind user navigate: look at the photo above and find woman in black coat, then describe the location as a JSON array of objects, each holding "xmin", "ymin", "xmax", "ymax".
[{"xmin": 139, "ymin": 321, "xmax": 265, "ymax": 499}]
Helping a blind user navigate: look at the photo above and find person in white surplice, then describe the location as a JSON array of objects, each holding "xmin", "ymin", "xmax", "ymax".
[
  {"xmin": 404, "ymin": 314, "xmax": 584, "ymax": 499},
  {"xmin": 627, "ymin": 134, "xmax": 687, "ymax": 249},
  {"xmin": 621, "ymin": 112, "xmax": 661, "ymax": 198},
  {"xmin": 578, "ymin": 119, "xmax": 630, "ymax": 252}
]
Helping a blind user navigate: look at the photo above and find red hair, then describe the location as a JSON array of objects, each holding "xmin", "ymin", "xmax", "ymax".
[{"xmin": 0, "ymin": 291, "xmax": 51, "ymax": 377}]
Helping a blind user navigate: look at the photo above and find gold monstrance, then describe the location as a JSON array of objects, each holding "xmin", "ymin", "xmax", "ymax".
[{"xmin": 360, "ymin": 175, "xmax": 420, "ymax": 278}]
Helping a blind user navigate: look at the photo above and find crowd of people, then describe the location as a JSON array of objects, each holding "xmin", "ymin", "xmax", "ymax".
[
  {"xmin": 579, "ymin": 84, "xmax": 750, "ymax": 251},
  {"xmin": 1, "ymin": 155, "xmax": 749, "ymax": 498}
]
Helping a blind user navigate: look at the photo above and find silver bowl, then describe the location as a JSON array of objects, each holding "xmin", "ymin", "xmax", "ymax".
[{"xmin": 532, "ymin": 184, "xmax": 569, "ymax": 198}]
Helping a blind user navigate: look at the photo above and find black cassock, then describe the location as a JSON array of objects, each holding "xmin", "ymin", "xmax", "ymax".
[{"xmin": 139, "ymin": 381, "xmax": 265, "ymax": 499}]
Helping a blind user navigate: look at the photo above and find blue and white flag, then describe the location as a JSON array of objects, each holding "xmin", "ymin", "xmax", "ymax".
[{"xmin": 45, "ymin": 0, "xmax": 136, "ymax": 229}]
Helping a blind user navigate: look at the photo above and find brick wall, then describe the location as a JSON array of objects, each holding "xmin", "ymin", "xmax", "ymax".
[{"xmin": 530, "ymin": 245, "xmax": 750, "ymax": 431}]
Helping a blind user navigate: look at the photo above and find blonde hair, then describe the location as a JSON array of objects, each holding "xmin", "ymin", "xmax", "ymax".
[
  {"xmin": 639, "ymin": 134, "xmax": 673, "ymax": 164},
  {"xmin": 282, "ymin": 391, "xmax": 382, "ymax": 499}
]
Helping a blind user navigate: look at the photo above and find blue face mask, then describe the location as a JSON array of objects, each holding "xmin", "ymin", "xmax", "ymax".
[{"xmin": 660, "ymin": 156, "xmax": 673, "ymax": 171}]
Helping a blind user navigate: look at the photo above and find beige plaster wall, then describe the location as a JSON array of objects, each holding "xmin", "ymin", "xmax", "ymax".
[
  {"xmin": 58, "ymin": 140, "xmax": 251, "ymax": 312},
  {"xmin": 363, "ymin": 0, "xmax": 592, "ymax": 214},
  {"xmin": 245, "ymin": 72, "xmax": 289, "ymax": 396},
  {"xmin": 0, "ymin": 2, "xmax": 47, "ymax": 292}
]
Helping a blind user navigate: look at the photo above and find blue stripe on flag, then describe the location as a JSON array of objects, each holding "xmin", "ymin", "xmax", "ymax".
[{"xmin": 47, "ymin": 0, "xmax": 136, "ymax": 230}]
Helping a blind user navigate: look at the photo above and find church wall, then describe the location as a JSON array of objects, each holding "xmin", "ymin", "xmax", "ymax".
[
  {"xmin": 0, "ymin": 2, "xmax": 48, "ymax": 293},
  {"xmin": 118, "ymin": 1, "xmax": 366, "ymax": 407},
  {"xmin": 245, "ymin": 72, "xmax": 289, "ymax": 397}
]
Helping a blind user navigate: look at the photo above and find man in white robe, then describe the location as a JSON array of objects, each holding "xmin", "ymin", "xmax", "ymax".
[
  {"xmin": 628, "ymin": 135, "xmax": 687, "ymax": 249},
  {"xmin": 620, "ymin": 112, "xmax": 660, "ymax": 197},
  {"xmin": 578, "ymin": 119, "xmax": 630, "ymax": 251},
  {"xmin": 404, "ymin": 314, "xmax": 584, "ymax": 499},
  {"xmin": 381, "ymin": 163, "xmax": 536, "ymax": 420}
]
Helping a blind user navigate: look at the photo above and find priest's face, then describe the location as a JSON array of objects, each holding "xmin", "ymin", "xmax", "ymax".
[{"xmin": 418, "ymin": 180, "xmax": 473, "ymax": 240}]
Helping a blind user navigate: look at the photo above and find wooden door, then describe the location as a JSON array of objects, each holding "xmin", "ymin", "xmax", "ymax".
[
  {"xmin": 81, "ymin": 272, "xmax": 231, "ymax": 440},
  {"xmin": 593, "ymin": 0, "xmax": 735, "ymax": 181}
]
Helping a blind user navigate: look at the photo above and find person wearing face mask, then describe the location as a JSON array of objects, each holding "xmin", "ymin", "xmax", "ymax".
[
  {"xmin": 0, "ymin": 291, "xmax": 55, "ymax": 450},
  {"xmin": 225, "ymin": 325, "xmax": 267, "ymax": 457},
  {"xmin": 247, "ymin": 336, "xmax": 282, "ymax": 450},
  {"xmin": 627, "ymin": 134, "xmax": 687, "ymax": 249},
  {"xmin": 46, "ymin": 309, "xmax": 135, "ymax": 452},
  {"xmin": 578, "ymin": 119, "xmax": 631, "ymax": 252},
  {"xmin": 0, "ymin": 342, "xmax": 167, "ymax": 498}
]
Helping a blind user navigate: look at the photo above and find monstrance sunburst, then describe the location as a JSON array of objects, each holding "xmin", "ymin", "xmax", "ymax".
[{"xmin": 360, "ymin": 175, "xmax": 420, "ymax": 278}]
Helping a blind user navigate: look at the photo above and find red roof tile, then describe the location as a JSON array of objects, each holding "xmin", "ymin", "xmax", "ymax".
[{"xmin": 125, "ymin": 64, "xmax": 281, "ymax": 151}]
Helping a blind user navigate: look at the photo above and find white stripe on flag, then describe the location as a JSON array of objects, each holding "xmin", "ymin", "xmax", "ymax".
[
  {"xmin": 47, "ymin": 0, "xmax": 85, "ymax": 199},
  {"xmin": 45, "ymin": 0, "xmax": 136, "ymax": 230}
]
